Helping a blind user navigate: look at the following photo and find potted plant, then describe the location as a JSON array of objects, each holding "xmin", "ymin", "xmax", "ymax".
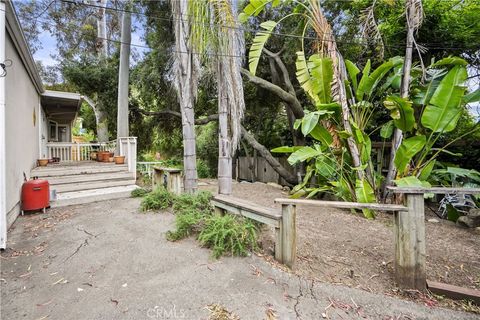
[
  {"xmin": 114, "ymin": 155, "xmax": 125, "ymax": 164},
  {"xmin": 37, "ymin": 159, "xmax": 49, "ymax": 167}
]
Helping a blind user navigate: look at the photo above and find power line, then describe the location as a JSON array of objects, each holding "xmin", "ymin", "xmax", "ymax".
[{"xmin": 56, "ymin": 0, "xmax": 480, "ymax": 52}]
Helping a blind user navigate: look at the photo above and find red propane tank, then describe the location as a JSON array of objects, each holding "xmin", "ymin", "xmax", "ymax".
[{"xmin": 21, "ymin": 178, "xmax": 50, "ymax": 212}]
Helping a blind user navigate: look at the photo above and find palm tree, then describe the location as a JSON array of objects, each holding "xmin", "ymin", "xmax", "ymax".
[
  {"xmin": 170, "ymin": 0, "xmax": 201, "ymax": 193},
  {"xmin": 188, "ymin": 0, "xmax": 246, "ymax": 195}
]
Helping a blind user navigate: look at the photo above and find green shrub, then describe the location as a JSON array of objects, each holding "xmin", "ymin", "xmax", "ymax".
[
  {"xmin": 166, "ymin": 208, "xmax": 204, "ymax": 241},
  {"xmin": 140, "ymin": 187, "xmax": 174, "ymax": 211},
  {"xmin": 131, "ymin": 188, "xmax": 149, "ymax": 198},
  {"xmin": 196, "ymin": 159, "xmax": 212, "ymax": 178},
  {"xmin": 167, "ymin": 191, "xmax": 213, "ymax": 241},
  {"xmin": 172, "ymin": 191, "xmax": 213, "ymax": 214},
  {"xmin": 198, "ymin": 214, "xmax": 258, "ymax": 258}
]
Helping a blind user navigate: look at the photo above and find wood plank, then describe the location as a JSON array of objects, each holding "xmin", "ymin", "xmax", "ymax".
[
  {"xmin": 274, "ymin": 198, "xmax": 408, "ymax": 212},
  {"xmin": 211, "ymin": 200, "xmax": 280, "ymax": 227},
  {"xmin": 281, "ymin": 204, "xmax": 296, "ymax": 269},
  {"xmin": 274, "ymin": 227, "xmax": 283, "ymax": 263},
  {"xmin": 213, "ymin": 195, "xmax": 282, "ymax": 219},
  {"xmin": 427, "ymin": 280, "xmax": 480, "ymax": 304},
  {"xmin": 395, "ymin": 193, "xmax": 426, "ymax": 290},
  {"xmin": 388, "ymin": 186, "xmax": 480, "ymax": 194}
]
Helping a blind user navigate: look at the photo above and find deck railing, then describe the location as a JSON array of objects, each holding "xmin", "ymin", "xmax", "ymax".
[
  {"xmin": 137, "ymin": 161, "xmax": 165, "ymax": 179},
  {"xmin": 117, "ymin": 137, "xmax": 137, "ymax": 178},
  {"xmin": 46, "ymin": 141, "xmax": 117, "ymax": 162},
  {"xmin": 46, "ymin": 137, "xmax": 137, "ymax": 176}
]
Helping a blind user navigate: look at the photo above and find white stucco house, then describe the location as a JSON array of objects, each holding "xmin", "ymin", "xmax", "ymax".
[{"xmin": 0, "ymin": 0, "xmax": 85, "ymax": 248}]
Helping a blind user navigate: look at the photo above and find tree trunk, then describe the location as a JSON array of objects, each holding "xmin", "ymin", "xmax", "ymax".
[
  {"xmin": 171, "ymin": 0, "xmax": 199, "ymax": 193},
  {"xmin": 241, "ymin": 126, "xmax": 297, "ymax": 185},
  {"xmin": 95, "ymin": 0, "xmax": 108, "ymax": 57},
  {"xmin": 95, "ymin": 106, "xmax": 109, "ymax": 142},
  {"xmin": 384, "ymin": 0, "xmax": 417, "ymax": 196},
  {"xmin": 116, "ymin": 4, "xmax": 131, "ymax": 146},
  {"xmin": 215, "ymin": 0, "xmax": 245, "ymax": 195},
  {"xmin": 217, "ymin": 63, "xmax": 233, "ymax": 194}
]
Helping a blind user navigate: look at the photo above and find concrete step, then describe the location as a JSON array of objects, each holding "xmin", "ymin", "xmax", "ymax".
[
  {"xmin": 47, "ymin": 171, "xmax": 133, "ymax": 185},
  {"xmin": 51, "ymin": 185, "xmax": 139, "ymax": 208},
  {"xmin": 32, "ymin": 164, "xmax": 128, "ymax": 177},
  {"xmin": 52, "ymin": 179, "xmax": 137, "ymax": 193}
]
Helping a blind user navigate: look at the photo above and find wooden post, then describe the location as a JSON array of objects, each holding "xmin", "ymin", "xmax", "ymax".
[
  {"xmin": 274, "ymin": 226, "xmax": 283, "ymax": 263},
  {"xmin": 394, "ymin": 193, "xmax": 426, "ymax": 290},
  {"xmin": 281, "ymin": 204, "xmax": 296, "ymax": 269}
]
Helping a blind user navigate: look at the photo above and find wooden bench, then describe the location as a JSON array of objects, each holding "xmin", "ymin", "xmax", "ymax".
[{"xmin": 211, "ymin": 195, "xmax": 295, "ymax": 267}]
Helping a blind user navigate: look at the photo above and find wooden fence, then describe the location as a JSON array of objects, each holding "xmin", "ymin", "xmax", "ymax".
[{"xmin": 236, "ymin": 156, "xmax": 296, "ymax": 185}]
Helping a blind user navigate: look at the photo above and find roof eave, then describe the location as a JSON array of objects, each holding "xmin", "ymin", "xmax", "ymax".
[{"xmin": 4, "ymin": 0, "xmax": 44, "ymax": 94}]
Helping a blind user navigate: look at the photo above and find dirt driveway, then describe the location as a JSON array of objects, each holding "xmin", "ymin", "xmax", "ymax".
[{"xmin": 0, "ymin": 186, "xmax": 478, "ymax": 319}]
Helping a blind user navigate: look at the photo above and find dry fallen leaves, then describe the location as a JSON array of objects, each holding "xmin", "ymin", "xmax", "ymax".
[{"xmin": 205, "ymin": 304, "xmax": 240, "ymax": 320}]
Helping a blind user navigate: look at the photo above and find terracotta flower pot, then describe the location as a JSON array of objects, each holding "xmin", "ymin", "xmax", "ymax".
[
  {"xmin": 114, "ymin": 156, "xmax": 125, "ymax": 165},
  {"xmin": 97, "ymin": 151, "xmax": 110, "ymax": 162},
  {"xmin": 108, "ymin": 157, "xmax": 114, "ymax": 163},
  {"xmin": 37, "ymin": 159, "xmax": 49, "ymax": 167}
]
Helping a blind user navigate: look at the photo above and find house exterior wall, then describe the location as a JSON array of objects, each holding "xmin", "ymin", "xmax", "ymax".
[{"xmin": 5, "ymin": 32, "xmax": 41, "ymax": 227}]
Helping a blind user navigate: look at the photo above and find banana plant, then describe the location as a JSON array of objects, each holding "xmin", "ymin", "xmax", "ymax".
[{"xmin": 384, "ymin": 57, "xmax": 480, "ymax": 187}]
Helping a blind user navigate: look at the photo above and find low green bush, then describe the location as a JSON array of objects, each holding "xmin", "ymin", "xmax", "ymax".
[
  {"xmin": 172, "ymin": 191, "xmax": 213, "ymax": 214},
  {"xmin": 198, "ymin": 214, "xmax": 258, "ymax": 258},
  {"xmin": 167, "ymin": 191, "xmax": 213, "ymax": 241},
  {"xmin": 131, "ymin": 188, "xmax": 149, "ymax": 198},
  {"xmin": 140, "ymin": 187, "xmax": 174, "ymax": 211}
]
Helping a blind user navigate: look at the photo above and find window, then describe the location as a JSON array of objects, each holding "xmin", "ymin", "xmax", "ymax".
[{"xmin": 49, "ymin": 121, "xmax": 58, "ymax": 141}]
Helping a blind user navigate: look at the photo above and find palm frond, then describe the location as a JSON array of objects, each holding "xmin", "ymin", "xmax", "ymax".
[{"xmin": 359, "ymin": 0, "xmax": 385, "ymax": 60}]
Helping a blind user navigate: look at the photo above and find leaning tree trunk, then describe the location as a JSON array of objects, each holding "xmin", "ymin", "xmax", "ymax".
[
  {"xmin": 171, "ymin": 0, "xmax": 199, "ymax": 193},
  {"xmin": 94, "ymin": 106, "xmax": 109, "ymax": 142}
]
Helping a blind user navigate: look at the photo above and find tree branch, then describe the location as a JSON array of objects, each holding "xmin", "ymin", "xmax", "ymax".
[
  {"xmin": 241, "ymin": 126, "xmax": 297, "ymax": 185},
  {"xmin": 241, "ymin": 68, "xmax": 304, "ymax": 119}
]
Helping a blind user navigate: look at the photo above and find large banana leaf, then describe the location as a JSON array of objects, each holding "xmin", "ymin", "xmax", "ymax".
[
  {"xmin": 394, "ymin": 135, "xmax": 426, "ymax": 174},
  {"xmin": 395, "ymin": 176, "xmax": 431, "ymax": 188},
  {"xmin": 355, "ymin": 179, "xmax": 376, "ymax": 219},
  {"xmin": 240, "ymin": 0, "xmax": 277, "ymax": 22},
  {"xmin": 463, "ymin": 88, "xmax": 480, "ymax": 104},
  {"xmin": 248, "ymin": 20, "xmax": 278, "ymax": 75},
  {"xmin": 310, "ymin": 124, "xmax": 333, "ymax": 146},
  {"xmin": 366, "ymin": 56, "xmax": 403, "ymax": 98},
  {"xmin": 345, "ymin": 60, "xmax": 360, "ymax": 92},
  {"xmin": 355, "ymin": 60, "xmax": 371, "ymax": 101},
  {"xmin": 383, "ymin": 96, "xmax": 415, "ymax": 132},
  {"xmin": 421, "ymin": 65, "xmax": 467, "ymax": 133},
  {"xmin": 380, "ymin": 120, "xmax": 394, "ymax": 139},
  {"xmin": 287, "ymin": 146, "xmax": 322, "ymax": 165},
  {"xmin": 271, "ymin": 146, "xmax": 303, "ymax": 153},
  {"xmin": 308, "ymin": 55, "xmax": 333, "ymax": 104},
  {"xmin": 431, "ymin": 56, "xmax": 467, "ymax": 68}
]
